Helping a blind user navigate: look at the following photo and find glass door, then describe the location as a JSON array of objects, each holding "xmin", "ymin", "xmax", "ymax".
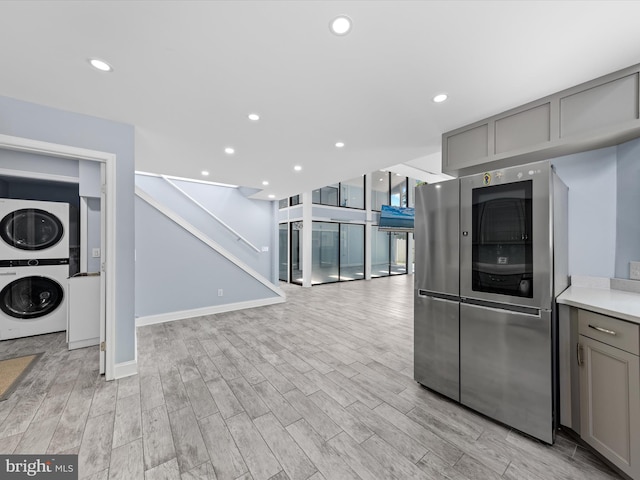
[
  {"xmin": 471, "ymin": 181, "xmax": 533, "ymax": 298},
  {"xmin": 459, "ymin": 161, "xmax": 552, "ymax": 308}
]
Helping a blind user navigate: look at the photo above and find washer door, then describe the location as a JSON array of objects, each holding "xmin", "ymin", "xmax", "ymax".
[
  {"xmin": 0, "ymin": 208, "xmax": 64, "ymax": 251},
  {"xmin": 0, "ymin": 276, "xmax": 64, "ymax": 319}
]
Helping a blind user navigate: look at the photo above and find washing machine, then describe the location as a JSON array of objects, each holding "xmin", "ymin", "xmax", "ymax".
[
  {"xmin": 0, "ymin": 198, "xmax": 70, "ymax": 261},
  {"xmin": 0, "ymin": 262, "xmax": 69, "ymax": 340}
]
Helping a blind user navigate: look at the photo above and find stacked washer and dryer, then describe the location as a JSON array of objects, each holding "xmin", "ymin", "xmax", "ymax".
[{"xmin": 0, "ymin": 198, "xmax": 70, "ymax": 340}]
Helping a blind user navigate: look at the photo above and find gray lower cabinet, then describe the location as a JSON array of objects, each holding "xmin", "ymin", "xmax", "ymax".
[{"xmin": 578, "ymin": 310, "xmax": 640, "ymax": 479}]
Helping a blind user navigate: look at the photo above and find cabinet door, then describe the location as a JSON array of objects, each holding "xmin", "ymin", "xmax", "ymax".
[{"xmin": 579, "ymin": 335, "xmax": 640, "ymax": 478}]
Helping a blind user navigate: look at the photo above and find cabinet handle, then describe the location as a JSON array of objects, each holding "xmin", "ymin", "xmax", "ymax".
[
  {"xmin": 577, "ymin": 343, "xmax": 584, "ymax": 367},
  {"xmin": 588, "ymin": 324, "xmax": 617, "ymax": 336}
]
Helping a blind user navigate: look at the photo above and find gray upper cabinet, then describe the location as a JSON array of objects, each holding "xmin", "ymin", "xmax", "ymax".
[
  {"xmin": 560, "ymin": 74, "xmax": 639, "ymax": 138},
  {"xmin": 443, "ymin": 64, "xmax": 640, "ymax": 176}
]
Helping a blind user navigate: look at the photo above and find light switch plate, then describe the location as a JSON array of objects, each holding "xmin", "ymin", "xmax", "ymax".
[
  {"xmin": 630, "ymin": 261, "xmax": 640, "ymax": 280},
  {"xmin": 92, "ymin": 248, "xmax": 101, "ymax": 258}
]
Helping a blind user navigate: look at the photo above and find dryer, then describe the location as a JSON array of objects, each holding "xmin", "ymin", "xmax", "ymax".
[
  {"xmin": 0, "ymin": 263, "xmax": 69, "ymax": 340},
  {"xmin": 0, "ymin": 198, "xmax": 70, "ymax": 261}
]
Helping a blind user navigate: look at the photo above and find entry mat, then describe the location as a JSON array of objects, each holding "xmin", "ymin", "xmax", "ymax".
[{"xmin": 0, "ymin": 353, "xmax": 42, "ymax": 401}]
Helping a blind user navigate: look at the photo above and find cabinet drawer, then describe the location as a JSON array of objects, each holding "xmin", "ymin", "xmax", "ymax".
[{"xmin": 579, "ymin": 310, "xmax": 639, "ymax": 355}]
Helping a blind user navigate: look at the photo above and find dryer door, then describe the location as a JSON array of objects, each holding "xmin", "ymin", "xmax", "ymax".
[
  {"xmin": 0, "ymin": 208, "xmax": 64, "ymax": 251},
  {"xmin": 0, "ymin": 276, "xmax": 64, "ymax": 319}
]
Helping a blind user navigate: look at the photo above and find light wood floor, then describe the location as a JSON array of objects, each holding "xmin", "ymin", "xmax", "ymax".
[{"xmin": 0, "ymin": 275, "xmax": 623, "ymax": 479}]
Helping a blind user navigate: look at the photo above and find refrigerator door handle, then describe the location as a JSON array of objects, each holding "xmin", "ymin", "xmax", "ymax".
[
  {"xmin": 418, "ymin": 290, "xmax": 460, "ymax": 302},
  {"xmin": 461, "ymin": 298, "xmax": 541, "ymax": 318}
]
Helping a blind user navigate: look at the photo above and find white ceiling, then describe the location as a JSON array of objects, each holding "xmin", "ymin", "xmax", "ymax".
[{"xmin": 2, "ymin": 1, "xmax": 640, "ymax": 199}]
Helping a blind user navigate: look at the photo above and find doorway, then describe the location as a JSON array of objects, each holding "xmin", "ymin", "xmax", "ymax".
[{"xmin": 0, "ymin": 133, "xmax": 117, "ymax": 380}]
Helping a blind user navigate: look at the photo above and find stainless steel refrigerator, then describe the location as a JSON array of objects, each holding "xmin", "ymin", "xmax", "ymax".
[{"xmin": 414, "ymin": 160, "xmax": 568, "ymax": 444}]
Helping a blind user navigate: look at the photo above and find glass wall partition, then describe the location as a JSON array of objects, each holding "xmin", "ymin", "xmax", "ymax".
[
  {"xmin": 312, "ymin": 184, "xmax": 339, "ymax": 206},
  {"xmin": 308, "ymin": 221, "xmax": 366, "ymax": 285},
  {"xmin": 371, "ymin": 228, "xmax": 408, "ymax": 276},
  {"xmin": 278, "ymin": 223, "xmax": 288, "ymax": 282},
  {"xmin": 313, "ymin": 176, "xmax": 365, "ymax": 209},
  {"xmin": 371, "ymin": 228, "xmax": 391, "ymax": 277},
  {"xmin": 340, "ymin": 224, "xmax": 365, "ymax": 281},
  {"xmin": 290, "ymin": 221, "xmax": 303, "ymax": 285},
  {"xmin": 311, "ymin": 222, "xmax": 340, "ymax": 284},
  {"xmin": 390, "ymin": 232, "xmax": 408, "ymax": 274}
]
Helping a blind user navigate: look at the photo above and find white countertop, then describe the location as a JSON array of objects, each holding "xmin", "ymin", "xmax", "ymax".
[{"xmin": 557, "ymin": 285, "xmax": 640, "ymax": 325}]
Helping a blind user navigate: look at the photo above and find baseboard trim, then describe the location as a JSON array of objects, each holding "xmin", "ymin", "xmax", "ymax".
[
  {"xmin": 135, "ymin": 296, "xmax": 286, "ymax": 328},
  {"xmin": 114, "ymin": 359, "xmax": 138, "ymax": 379}
]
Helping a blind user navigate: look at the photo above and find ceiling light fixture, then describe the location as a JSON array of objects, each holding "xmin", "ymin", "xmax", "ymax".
[
  {"xmin": 294, "ymin": 165, "xmax": 302, "ymax": 171},
  {"xmin": 433, "ymin": 93, "xmax": 448, "ymax": 103},
  {"xmin": 268, "ymin": 194, "xmax": 275, "ymax": 199},
  {"xmin": 335, "ymin": 142, "xmax": 345, "ymax": 148},
  {"xmin": 224, "ymin": 147, "xmax": 235, "ymax": 155},
  {"xmin": 201, "ymin": 170, "xmax": 209, "ymax": 176},
  {"xmin": 89, "ymin": 58, "xmax": 113, "ymax": 72},
  {"xmin": 262, "ymin": 180, "xmax": 269, "ymax": 186},
  {"xmin": 330, "ymin": 15, "xmax": 352, "ymax": 36},
  {"xmin": 248, "ymin": 113, "xmax": 260, "ymax": 121}
]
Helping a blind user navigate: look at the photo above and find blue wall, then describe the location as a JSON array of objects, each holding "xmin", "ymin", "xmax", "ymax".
[
  {"xmin": 616, "ymin": 137, "xmax": 640, "ymax": 278},
  {"xmin": 552, "ymin": 136, "xmax": 640, "ymax": 280},
  {"xmin": 0, "ymin": 95, "xmax": 136, "ymax": 364},
  {"xmin": 134, "ymin": 174, "xmax": 280, "ymax": 318},
  {"xmin": 552, "ymin": 147, "xmax": 617, "ymax": 279}
]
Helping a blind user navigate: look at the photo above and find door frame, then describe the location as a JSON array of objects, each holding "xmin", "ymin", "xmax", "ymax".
[{"xmin": 0, "ymin": 133, "xmax": 118, "ymax": 380}]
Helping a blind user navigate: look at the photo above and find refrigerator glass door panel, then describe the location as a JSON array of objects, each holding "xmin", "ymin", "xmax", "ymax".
[
  {"xmin": 414, "ymin": 180, "xmax": 459, "ymax": 296},
  {"xmin": 460, "ymin": 302, "xmax": 553, "ymax": 443},
  {"xmin": 460, "ymin": 161, "xmax": 551, "ymax": 309},
  {"xmin": 414, "ymin": 292, "xmax": 460, "ymax": 401}
]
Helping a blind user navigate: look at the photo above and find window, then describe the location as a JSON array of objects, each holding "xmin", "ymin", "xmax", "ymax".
[
  {"xmin": 290, "ymin": 195, "xmax": 302, "ymax": 206},
  {"xmin": 371, "ymin": 171, "xmax": 389, "ymax": 211},
  {"xmin": 390, "ymin": 174, "xmax": 408, "ymax": 207},
  {"xmin": 278, "ymin": 198, "xmax": 288, "ymax": 209},
  {"xmin": 340, "ymin": 176, "xmax": 365, "ymax": 209}
]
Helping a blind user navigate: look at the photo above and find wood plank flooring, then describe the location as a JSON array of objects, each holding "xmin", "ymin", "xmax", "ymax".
[{"xmin": 0, "ymin": 275, "xmax": 624, "ymax": 479}]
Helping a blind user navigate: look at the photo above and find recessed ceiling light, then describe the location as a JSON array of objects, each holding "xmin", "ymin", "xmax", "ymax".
[
  {"xmin": 433, "ymin": 93, "xmax": 448, "ymax": 103},
  {"xmin": 330, "ymin": 15, "xmax": 352, "ymax": 35},
  {"xmin": 262, "ymin": 180, "xmax": 269, "ymax": 186},
  {"xmin": 294, "ymin": 165, "xmax": 302, "ymax": 171},
  {"xmin": 248, "ymin": 113, "xmax": 260, "ymax": 121},
  {"xmin": 224, "ymin": 147, "xmax": 235, "ymax": 155},
  {"xmin": 335, "ymin": 142, "xmax": 345, "ymax": 148},
  {"xmin": 89, "ymin": 58, "xmax": 113, "ymax": 72},
  {"xmin": 268, "ymin": 194, "xmax": 275, "ymax": 199},
  {"xmin": 379, "ymin": 178, "xmax": 384, "ymax": 182},
  {"xmin": 201, "ymin": 170, "xmax": 209, "ymax": 176}
]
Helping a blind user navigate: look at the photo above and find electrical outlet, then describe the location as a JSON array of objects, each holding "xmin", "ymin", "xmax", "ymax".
[
  {"xmin": 261, "ymin": 246, "xmax": 269, "ymax": 252},
  {"xmin": 630, "ymin": 261, "xmax": 640, "ymax": 280},
  {"xmin": 92, "ymin": 248, "xmax": 101, "ymax": 258},
  {"xmin": 218, "ymin": 289, "xmax": 223, "ymax": 297}
]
